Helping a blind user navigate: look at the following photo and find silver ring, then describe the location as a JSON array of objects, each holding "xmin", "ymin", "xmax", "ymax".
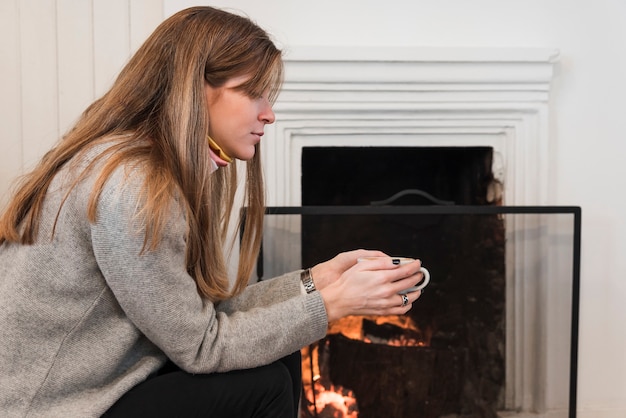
[{"xmin": 400, "ymin": 294, "xmax": 409, "ymax": 307}]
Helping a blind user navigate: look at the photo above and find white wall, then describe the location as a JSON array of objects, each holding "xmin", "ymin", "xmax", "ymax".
[
  {"xmin": 0, "ymin": 0, "xmax": 163, "ymax": 208},
  {"xmin": 1, "ymin": 0, "xmax": 625, "ymax": 416}
]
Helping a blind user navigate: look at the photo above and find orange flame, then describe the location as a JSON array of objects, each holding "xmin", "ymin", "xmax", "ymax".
[{"xmin": 328, "ymin": 315, "xmax": 431, "ymax": 346}]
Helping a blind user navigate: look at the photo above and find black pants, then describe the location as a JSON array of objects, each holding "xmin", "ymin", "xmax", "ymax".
[{"xmin": 103, "ymin": 351, "xmax": 302, "ymax": 418}]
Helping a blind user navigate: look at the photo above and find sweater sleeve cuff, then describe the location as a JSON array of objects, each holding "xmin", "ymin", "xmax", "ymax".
[{"xmin": 305, "ymin": 291, "xmax": 329, "ymax": 339}]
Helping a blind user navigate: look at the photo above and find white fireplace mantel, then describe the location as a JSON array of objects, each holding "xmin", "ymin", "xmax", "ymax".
[
  {"xmin": 259, "ymin": 46, "xmax": 569, "ymax": 417},
  {"xmin": 263, "ymin": 46, "xmax": 559, "ymax": 208}
]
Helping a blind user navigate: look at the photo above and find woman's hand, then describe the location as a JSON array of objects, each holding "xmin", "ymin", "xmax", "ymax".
[
  {"xmin": 310, "ymin": 249, "xmax": 388, "ymax": 291},
  {"xmin": 318, "ymin": 256, "xmax": 425, "ymax": 323}
]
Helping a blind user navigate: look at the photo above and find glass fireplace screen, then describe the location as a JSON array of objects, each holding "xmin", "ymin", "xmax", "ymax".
[{"xmin": 245, "ymin": 205, "xmax": 581, "ymax": 418}]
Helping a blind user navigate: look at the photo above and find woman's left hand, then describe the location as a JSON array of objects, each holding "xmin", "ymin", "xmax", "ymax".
[{"xmin": 310, "ymin": 249, "xmax": 388, "ymax": 291}]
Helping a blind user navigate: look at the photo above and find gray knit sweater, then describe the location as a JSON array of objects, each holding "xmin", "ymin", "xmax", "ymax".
[{"xmin": 0, "ymin": 159, "xmax": 328, "ymax": 417}]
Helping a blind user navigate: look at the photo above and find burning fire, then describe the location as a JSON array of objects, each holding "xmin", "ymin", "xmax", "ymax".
[
  {"xmin": 305, "ymin": 381, "xmax": 359, "ymax": 418},
  {"xmin": 301, "ymin": 342, "xmax": 359, "ymax": 418},
  {"xmin": 301, "ymin": 315, "xmax": 430, "ymax": 417}
]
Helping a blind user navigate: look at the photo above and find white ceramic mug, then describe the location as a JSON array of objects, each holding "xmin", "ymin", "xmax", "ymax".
[{"xmin": 357, "ymin": 256, "xmax": 430, "ymax": 294}]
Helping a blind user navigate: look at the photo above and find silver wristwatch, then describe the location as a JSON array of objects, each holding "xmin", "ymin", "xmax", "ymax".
[{"xmin": 300, "ymin": 268, "xmax": 316, "ymax": 294}]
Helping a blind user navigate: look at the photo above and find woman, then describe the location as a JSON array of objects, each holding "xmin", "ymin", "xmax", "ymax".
[{"xmin": 0, "ymin": 6, "xmax": 424, "ymax": 417}]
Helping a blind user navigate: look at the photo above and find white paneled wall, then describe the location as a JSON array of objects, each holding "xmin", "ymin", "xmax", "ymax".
[
  {"xmin": 0, "ymin": 0, "xmax": 163, "ymax": 208},
  {"xmin": 0, "ymin": 1, "xmax": 22, "ymax": 209},
  {"xmin": 57, "ymin": 0, "xmax": 94, "ymax": 133}
]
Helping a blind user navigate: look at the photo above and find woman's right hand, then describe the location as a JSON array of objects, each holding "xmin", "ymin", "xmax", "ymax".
[
  {"xmin": 309, "ymin": 249, "xmax": 387, "ymax": 291},
  {"xmin": 318, "ymin": 256, "xmax": 424, "ymax": 323}
]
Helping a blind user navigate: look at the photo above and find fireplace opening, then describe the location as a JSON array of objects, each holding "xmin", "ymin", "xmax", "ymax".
[
  {"xmin": 298, "ymin": 146, "xmax": 506, "ymax": 418},
  {"xmin": 302, "ymin": 146, "xmax": 500, "ymax": 207}
]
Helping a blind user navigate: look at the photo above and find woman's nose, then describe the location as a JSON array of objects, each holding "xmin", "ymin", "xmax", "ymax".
[{"xmin": 259, "ymin": 100, "xmax": 275, "ymax": 124}]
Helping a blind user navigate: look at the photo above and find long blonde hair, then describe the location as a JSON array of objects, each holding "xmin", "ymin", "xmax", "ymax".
[{"xmin": 0, "ymin": 6, "xmax": 283, "ymax": 301}]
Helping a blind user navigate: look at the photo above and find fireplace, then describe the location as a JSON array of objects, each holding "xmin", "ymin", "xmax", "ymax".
[
  {"xmin": 298, "ymin": 145, "xmax": 505, "ymax": 417},
  {"xmin": 251, "ymin": 47, "xmax": 579, "ymax": 417}
]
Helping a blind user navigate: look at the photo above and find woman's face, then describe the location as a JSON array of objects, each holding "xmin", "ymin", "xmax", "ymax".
[{"xmin": 204, "ymin": 75, "xmax": 276, "ymax": 161}]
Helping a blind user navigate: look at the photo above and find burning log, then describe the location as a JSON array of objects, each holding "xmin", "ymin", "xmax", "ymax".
[
  {"xmin": 362, "ymin": 318, "xmax": 427, "ymax": 346},
  {"xmin": 324, "ymin": 334, "xmax": 467, "ymax": 418}
]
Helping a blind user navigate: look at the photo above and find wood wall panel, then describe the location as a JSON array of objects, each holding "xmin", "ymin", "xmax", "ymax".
[
  {"xmin": 130, "ymin": 0, "xmax": 163, "ymax": 53},
  {"xmin": 0, "ymin": 0, "xmax": 22, "ymax": 208},
  {"xmin": 93, "ymin": 0, "xmax": 130, "ymax": 97},
  {"xmin": 57, "ymin": 0, "xmax": 95, "ymax": 136},
  {"xmin": 19, "ymin": 0, "xmax": 58, "ymax": 170}
]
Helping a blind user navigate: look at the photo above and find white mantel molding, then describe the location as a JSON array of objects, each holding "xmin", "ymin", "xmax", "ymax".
[
  {"xmin": 282, "ymin": 45, "xmax": 559, "ymax": 62},
  {"xmin": 260, "ymin": 46, "xmax": 569, "ymax": 417},
  {"xmin": 280, "ymin": 46, "xmax": 559, "ymax": 85}
]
